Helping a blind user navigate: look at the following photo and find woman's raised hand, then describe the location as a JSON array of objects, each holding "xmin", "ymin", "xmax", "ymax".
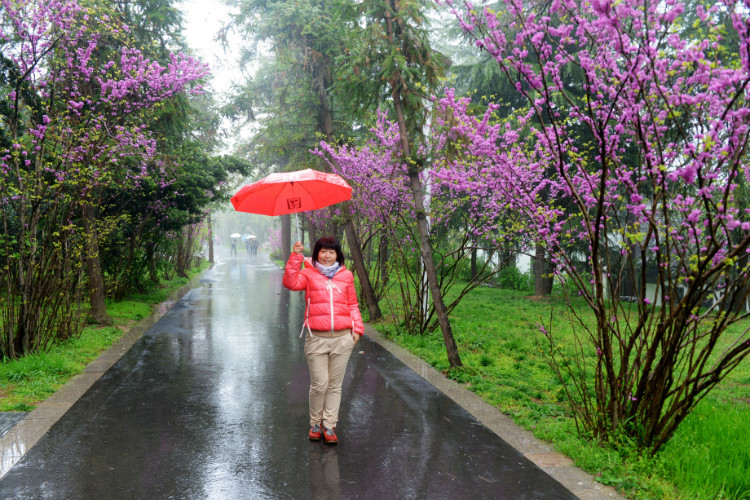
[{"xmin": 292, "ymin": 241, "xmax": 304, "ymax": 254}]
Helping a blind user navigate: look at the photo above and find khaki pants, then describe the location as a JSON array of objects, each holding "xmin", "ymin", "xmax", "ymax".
[{"xmin": 304, "ymin": 331, "xmax": 355, "ymax": 429}]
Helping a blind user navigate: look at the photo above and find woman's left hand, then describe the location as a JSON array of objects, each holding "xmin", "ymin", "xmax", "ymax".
[{"xmin": 352, "ymin": 333, "xmax": 360, "ymax": 344}]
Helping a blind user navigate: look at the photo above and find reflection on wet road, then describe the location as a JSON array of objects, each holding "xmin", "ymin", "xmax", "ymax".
[{"xmin": 0, "ymin": 252, "xmax": 577, "ymax": 499}]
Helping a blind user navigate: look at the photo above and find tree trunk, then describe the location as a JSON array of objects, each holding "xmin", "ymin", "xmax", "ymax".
[
  {"xmin": 730, "ymin": 248, "xmax": 749, "ymax": 313},
  {"xmin": 312, "ymin": 60, "xmax": 382, "ymax": 320},
  {"xmin": 379, "ymin": 234, "xmax": 389, "ymax": 288},
  {"xmin": 16, "ymin": 198, "xmax": 33, "ymax": 356},
  {"xmin": 533, "ymin": 243, "xmax": 553, "ymax": 296},
  {"xmin": 344, "ymin": 216, "xmax": 382, "ymax": 320},
  {"xmin": 175, "ymin": 231, "xmax": 189, "ymax": 279},
  {"xmin": 207, "ymin": 213, "xmax": 214, "ymax": 264},
  {"xmin": 387, "ymin": 52, "xmax": 462, "ymax": 366},
  {"xmin": 82, "ymin": 204, "xmax": 112, "ymax": 325},
  {"xmin": 282, "ymin": 213, "xmax": 292, "ymax": 261},
  {"xmin": 408, "ymin": 169, "xmax": 462, "ymax": 367},
  {"xmin": 470, "ymin": 246, "xmax": 478, "ymax": 279},
  {"xmin": 620, "ymin": 209, "xmax": 638, "ymax": 300},
  {"xmin": 307, "ymin": 217, "xmax": 317, "ymax": 249},
  {"xmin": 147, "ymin": 246, "xmax": 158, "ymax": 283}
]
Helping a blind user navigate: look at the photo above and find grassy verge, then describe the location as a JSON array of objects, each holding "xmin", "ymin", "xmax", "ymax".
[
  {"xmin": 370, "ymin": 286, "xmax": 750, "ymax": 500},
  {"xmin": 0, "ymin": 261, "xmax": 210, "ymax": 412}
]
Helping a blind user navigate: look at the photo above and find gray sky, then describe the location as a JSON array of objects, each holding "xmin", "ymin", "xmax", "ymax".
[
  {"xmin": 182, "ymin": 0, "xmax": 248, "ymax": 151},
  {"xmin": 182, "ymin": 0, "xmax": 238, "ymax": 95}
]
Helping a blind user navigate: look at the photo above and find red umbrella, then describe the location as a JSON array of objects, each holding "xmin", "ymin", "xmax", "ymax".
[{"xmin": 231, "ymin": 169, "xmax": 352, "ymax": 216}]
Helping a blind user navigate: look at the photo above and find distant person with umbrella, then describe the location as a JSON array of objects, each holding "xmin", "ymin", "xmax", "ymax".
[
  {"xmin": 230, "ymin": 233, "xmax": 241, "ymax": 256},
  {"xmin": 283, "ymin": 236, "xmax": 364, "ymax": 444}
]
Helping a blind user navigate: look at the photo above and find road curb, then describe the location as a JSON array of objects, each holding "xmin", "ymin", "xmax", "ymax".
[{"xmin": 363, "ymin": 324, "xmax": 627, "ymax": 500}]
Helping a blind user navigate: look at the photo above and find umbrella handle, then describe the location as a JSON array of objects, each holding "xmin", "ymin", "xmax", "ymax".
[
  {"xmin": 291, "ymin": 181, "xmax": 301, "ymax": 244},
  {"xmin": 295, "ymin": 212, "xmax": 300, "ymax": 244}
]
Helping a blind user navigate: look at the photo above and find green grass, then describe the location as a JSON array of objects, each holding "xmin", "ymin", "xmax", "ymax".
[
  {"xmin": 660, "ymin": 399, "xmax": 750, "ymax": 499},
  {"xmin": 372, "ymin": 286, "xmax": 750, "ymax": 499},
  {"xmin": 0, "ymin": 326, "xmax": 122, "ymax": 411},
  {"xmin": 0, "ymin": 261, "xmax": 209, "ymax": 412}
]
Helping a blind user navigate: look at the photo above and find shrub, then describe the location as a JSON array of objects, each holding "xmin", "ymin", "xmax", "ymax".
[{"xmin": 498, "ymin": 266, "xmax": 532, "ymax": 292}]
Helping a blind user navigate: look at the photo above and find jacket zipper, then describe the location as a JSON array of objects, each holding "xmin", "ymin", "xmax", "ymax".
[{"xmin": 328, "ymin": 278, "xmax": 335, "ymax": 332}]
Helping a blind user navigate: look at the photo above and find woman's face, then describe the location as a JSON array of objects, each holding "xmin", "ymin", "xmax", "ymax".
[{"xmin": 317, "ymin": 248, "xmax": 338, "ymax": 266}]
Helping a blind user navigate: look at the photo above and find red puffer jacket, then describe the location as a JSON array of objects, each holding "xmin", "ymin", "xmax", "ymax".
[{"xmin": 282, "ymin": 252, "xmax": 364, "ymax": 335}]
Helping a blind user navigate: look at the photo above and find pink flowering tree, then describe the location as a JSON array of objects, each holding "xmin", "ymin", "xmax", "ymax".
[
  {"xmin": 268, "ymin": 227, "xmax": 283, "ymax": 257},
  {"xmin": 317, "ymin": 116, "xmax": 424, "ymax": 330},
  {"xmin": 448, "ymin": 0, "xmax": 750, "ymax": 452},
  {"xmin": 0, "ymin": 0, "xmax": 207, "ymax": 357},
  {"xmin": 317, "ymin": 95, "xmax": 539, "ymax": 335}
]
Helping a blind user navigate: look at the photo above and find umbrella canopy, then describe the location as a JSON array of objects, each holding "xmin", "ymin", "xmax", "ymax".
[
  {"xmin": 230, "ymin": 169, "xmax": 352, "ymax": 216},
  {"xmin": 230, "ymin": 233, "xmax": 241, "ymax": 238}
]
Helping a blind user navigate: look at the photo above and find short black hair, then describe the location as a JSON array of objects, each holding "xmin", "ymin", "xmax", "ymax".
[{"xmin": 312, "ymin": 236, "xmax": 344, "ymax": 266}]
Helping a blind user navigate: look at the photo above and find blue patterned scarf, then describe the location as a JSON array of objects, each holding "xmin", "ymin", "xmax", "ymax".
[{"xmin": 315, "ymin": 261, "xmax": 341, "ymax": 279}]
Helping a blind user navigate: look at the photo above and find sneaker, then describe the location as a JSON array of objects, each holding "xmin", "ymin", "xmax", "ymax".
[
  {"xmin": 309, "ymin": 424, "xmax": 322, "ymax": 441},
  {"xmin": 323, "ymin": 427, "xmax": 338, "ymax": 444}
]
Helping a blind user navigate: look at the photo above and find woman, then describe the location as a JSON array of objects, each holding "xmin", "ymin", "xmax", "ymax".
[{"xmin": 283, "ymin": 236, "xmax": 364, "ymax": 444}]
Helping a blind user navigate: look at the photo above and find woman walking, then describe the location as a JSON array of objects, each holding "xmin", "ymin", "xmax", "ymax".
[{"xmin": 283, "ymin": 236, "xmax": 364, "ymax": 444}]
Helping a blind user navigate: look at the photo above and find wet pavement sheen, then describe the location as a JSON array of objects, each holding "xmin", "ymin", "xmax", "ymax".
[{"xmin": 0, "ymin": 254, "xmax": 577, "ymax": 499}]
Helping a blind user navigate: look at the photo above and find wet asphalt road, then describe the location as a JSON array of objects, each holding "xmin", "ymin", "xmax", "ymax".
[{"xmin": 0, "ymin": 252, "xmax": 577, "ymax": 499}]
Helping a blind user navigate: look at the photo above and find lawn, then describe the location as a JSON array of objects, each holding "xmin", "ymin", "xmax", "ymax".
[{"xmin": 371, "ymin": 286, "xmax": 750, "ymax": 500}]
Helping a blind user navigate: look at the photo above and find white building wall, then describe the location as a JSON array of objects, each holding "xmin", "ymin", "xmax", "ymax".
[{"xmin": 517, "ymin": 254, "xmax": 531, "ymax": 274}]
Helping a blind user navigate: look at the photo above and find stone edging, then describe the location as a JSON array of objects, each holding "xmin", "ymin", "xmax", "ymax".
[
  {"xmin": 0, "ymin": 269, "xmax": 208, "ymax": 479},
  {"xmin": 363, "ymin": 324, "xmax": 627, "ymax": 500}
]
